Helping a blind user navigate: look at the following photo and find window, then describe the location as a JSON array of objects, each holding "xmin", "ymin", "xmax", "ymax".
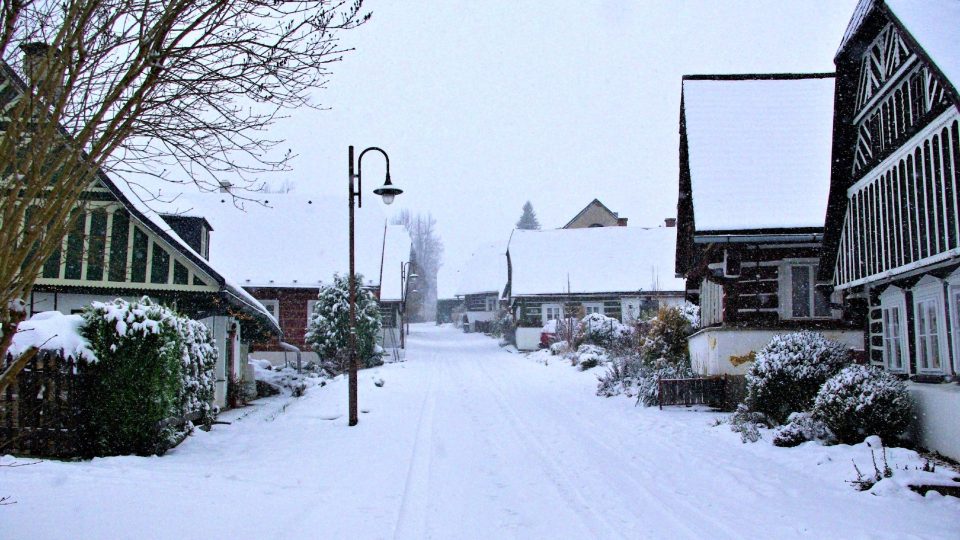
[
  {"xmin": 781, "ymin": 262, "xmax": 832, "ymax": 319},
  {"xmin": 542, "ymin": 304, "xmax": 562, "ymax": 324},
  {"xmin": 912, "ymin": 277, "xmax": 947, "ymax": 374},
  {"xmin": 879, "ymin": 287, "xmax": 908, "ymax": 373},
  {"xmin": 307, "ymin": 300, "xmax": 319, "ymax": 323},
  {"xmin": 582, "ymin": 302, "xmax": 603, "ymax": 315},
  {"xmin": 485, "ymin": 296, "xmax": 498, "ymax": 312},
  {"xmin": 700, "ymin": 279, "xmax": 723, "ymax": 326},
  {"xmin": 259, "ymin": 299, "xmax": 279, "ymax": 320}
]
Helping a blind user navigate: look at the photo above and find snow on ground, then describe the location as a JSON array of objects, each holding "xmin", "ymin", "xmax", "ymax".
[{"xmin": 2, "ymin": 324, "xmax": 958, "ymax": 539}]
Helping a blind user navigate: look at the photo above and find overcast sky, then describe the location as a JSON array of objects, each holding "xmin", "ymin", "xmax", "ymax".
[{"xmin": 259, "ymin": 0, "xmax": 859, "ymax": 297}]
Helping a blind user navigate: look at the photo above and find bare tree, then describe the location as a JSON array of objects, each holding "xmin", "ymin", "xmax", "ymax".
[
  {"xmin": 392, "ymin": 210, "xmax": 443, "ymax": 321},
  {"xmin": 0, "ymin": 0, "xmax": 369, "ymax": 392}
]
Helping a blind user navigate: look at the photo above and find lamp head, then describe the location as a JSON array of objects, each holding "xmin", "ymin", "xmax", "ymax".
[{"xmin": 373, "ymin": 172, "xmax": 403, "ymax": 205}]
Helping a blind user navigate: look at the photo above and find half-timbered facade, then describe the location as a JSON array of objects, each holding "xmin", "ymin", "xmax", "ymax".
[
  {"xmin": 508, "ymin": 225, "xmax": 685, "ymax": 350},
  {"xmin": 677, "ymin": 73, "xmax": 863, "ymax": 376},
  {"xmin": 818, "ymin": 0, "xmax": 960, "ymax": 459},
  {"xmin": 0, "ymin": 57, "xmax": 279, "ymax": 409}
]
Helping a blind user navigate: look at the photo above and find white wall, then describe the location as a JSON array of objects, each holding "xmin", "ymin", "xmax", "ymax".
[
  {"xmin": 907, "ymin": 382, "xmax": 960, "ymax": 461},
  {"xmin": 516, "ymin": 327, "xmax": 541, "ymax": 351},
  {"xmin": 28, "ymin": 291, "xmax": 137, "ymax": 316},
  {"xmin": 689, "ymin": 327, "xmax": 864, "ymax": 376}
]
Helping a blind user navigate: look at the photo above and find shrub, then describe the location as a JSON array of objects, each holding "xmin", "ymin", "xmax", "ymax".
[
  {"xmin": 574, "ymin": 344, "xmax": 609, "ymax": 370},
  {"xmin": 772, "ymin": 412, "xmax": 834, "ymax": 447},
  {"xmin": 80, "ymin": 298, "xmax": 189, "ymax": 456},
  {"xmin": 812, "ymin": 365, "xmax": 911, "ymax": 445},
  {"xmin": 744, "ymin": 331, "xmax": 850, "ymax": 425},
  {"xmin": 549, "ymin": 340, "xmax": 571, "ymax": 356},
  {"xmin": 305, "ymin": 273, "xmax": 383, "ymax": 376},
  {"xmin": 579, "ymin": 313, "xmax": 633, "ymax": 350},
  {"xmin": 173, "ymin": 316, "xmax": 218, "ymax": 427},
  {"xmin": 639, "ymin": 307, "xmax": 694, "ymax": 365}
]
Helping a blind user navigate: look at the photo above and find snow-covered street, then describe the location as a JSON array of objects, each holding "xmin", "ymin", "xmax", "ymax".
[{"xmin": 3, "ymin": 324, "xmax": 959, "ymax": 539}]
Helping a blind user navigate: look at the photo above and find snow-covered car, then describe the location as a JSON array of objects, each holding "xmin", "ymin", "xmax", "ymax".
[{"xmin": 539, "ymin": 319, "xmax": 558, "ymax": 348}]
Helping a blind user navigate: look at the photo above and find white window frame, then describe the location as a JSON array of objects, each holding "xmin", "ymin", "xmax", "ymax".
[
  {"xmin": 878, "ymin": 286, "xmax": 908, "ymax": 374},
  {"xmin": 582, "ymin": 302, "xmax": 603, "ymax": 316},
  {"xmin": 946, "ymin": 269, "xmax": 960, "ymax": 376},
  {"xmin": 911, "ymin": 276, "xmax": 948, "ymax": 375},
  {"xmin": 307, "ymin": 299, "xmax": 319, "ymax": 323},
  {"xmin": 541, "ymin": 303, "xmax": 562, "ymax": 324},
  {"xmin": 779, "ymin": 260, "xmax": 833, "ymax": 320},
  {"xmin": 259, "ymin": 299, "xmax": 279, "ymax": 320},
  {"xmin": 485, "ymin": 296, "xmax": 498, "ymax": 313}
]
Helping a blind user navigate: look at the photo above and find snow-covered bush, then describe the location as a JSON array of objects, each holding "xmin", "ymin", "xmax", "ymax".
[
  {"xmin": 812, "ymin": 365, "xmax": 911, "ymax": 445},
  {"xmin": 596, "ymin": 353, "xmax": 644, "ymax": 397},
  {"xmin": 729, "ymin": 404, "xmax": 771, "ymax": 443},
  {"xmin": 80, "ymin": 298, "xmax": 193, "ymax": 456},
  {"xmin": 639, "ymin": 306, "xmax": 693, "ymax": 366},
  {"xmin": 172, "ymin": 316, "xmax": 217, "ymax": 427},
  {"xmin": 549, "ymin": 340, "xmax": 571, "ymax": 356},
  {"xmin": 744, "ymin": 331, "xmax": 851, "ymax": 425},
  {"xmin": 578, "ymin": 313, "xmax": 633, "ymax": 350},
  {"xmin": 772, "ymin": 412, "xmax": 834, "ymax": 447},
  {"xmin": 573, "ymin": 344, "xmax": 609, "ymax": 370},
  {"xmin": 305, "ymin": 273, "xmax": 383, "ymax": 376},
  {"xmin": 678, "ymin": 303, "xmax": 700, "ymax": 329}
]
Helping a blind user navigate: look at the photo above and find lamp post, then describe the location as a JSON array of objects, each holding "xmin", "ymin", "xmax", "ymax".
[
  {"xmin": 400, "ymin": 261, "xmax": 418, "ymax": 349},
  {"xmin": 348, "ymin": 145, "xmax": 402, "ymax": 426}
]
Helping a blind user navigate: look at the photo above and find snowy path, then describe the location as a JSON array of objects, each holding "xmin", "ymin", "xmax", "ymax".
[{"xmin": 2, "ymin": 324, "xmax": 958, "ymax": 539}]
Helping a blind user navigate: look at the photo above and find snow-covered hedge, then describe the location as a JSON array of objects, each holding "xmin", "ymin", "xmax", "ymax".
[
  {"xmin": 772, "ymin": 412, "xmax": 834, "ymax": 447},
  {"xmin": 80, "ymin": 297, "xmax": 217, "ymax": 456},
  {"xmin": 305, "ymin": 273, "xmax": 383, "ymax": 376},
  {"xmin": 578, "ymin": 313, "xmax": 633, "ymax": 349},
  {"xmin": 812, "ymin": 365, "xmax": 911, "ymax": 445},
  {"xmin": 745, "ymin": 331, "xmax": 851, "ymax": 425},
  {"xmin": 639, "ymin": 307, "xmax": 693, "ymax": 366}
]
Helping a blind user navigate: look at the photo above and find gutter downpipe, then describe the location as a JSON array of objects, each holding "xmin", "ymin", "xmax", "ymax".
[{"xmin": 280, "ymin": 341, "xmax": 302, "ymax": 374}]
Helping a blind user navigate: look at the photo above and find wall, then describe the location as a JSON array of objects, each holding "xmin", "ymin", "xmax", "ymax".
[
  {"xmin": 907, "ymin": 382, "xmax": 960, "ymax": 461},
  {"xmin": 565, "ymin": 203, "xmax": 620, "ymax": 228},
  {"xmin": 516, "ymin": 327, "xmax": 542, "ymax": 351},
  {"xmin": 689, "ymin": 327, "xmax": 864, "ymax": 376},
  {"xmin": 28, "ymin": 291, "xmax": 138, "ymax": 315}
]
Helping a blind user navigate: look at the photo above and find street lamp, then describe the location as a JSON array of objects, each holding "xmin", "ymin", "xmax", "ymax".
[
  {"xmin": 400, "ymin": 261, "xmax": 418, "ymax": 349},
  {"xmin": 348, "ymin": 145, "xmax": 402, "ymax": 427}
]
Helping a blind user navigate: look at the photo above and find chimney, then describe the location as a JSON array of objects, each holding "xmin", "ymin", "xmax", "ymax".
[
  {"xmin": 664, "ymin": 218, "xmax": 677, "ymax": 228},
  {"xmin": 20, "ymin": 42, "xmax": 62, "ymax": 95}
]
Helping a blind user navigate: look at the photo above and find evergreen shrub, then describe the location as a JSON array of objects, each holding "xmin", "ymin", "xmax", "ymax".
[
  {"xmin": 744, "ymin": 331, "xmax": 850, "ymax": 425},
  {"xmin": 80, "ymin": 297, "xmax": 216, "ymax": 456},
  {"xmin": 812, "ymin": 365, "xmax": 912, "ymax": 444}
]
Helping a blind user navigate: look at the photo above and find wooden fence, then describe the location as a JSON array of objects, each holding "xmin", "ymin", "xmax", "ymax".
[
  {"xmin": 0, "ymin": 350, "xmax": 88, "ymax": 458},
  {"xmin": 658, "ymin": 375, "xmax": 747, "ymax": 411}
]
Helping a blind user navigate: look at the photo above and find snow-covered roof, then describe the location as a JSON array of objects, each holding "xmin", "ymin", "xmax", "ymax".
[
  {"xmin": 885, "ymin": 0, "xmax": 960, "ymax": 90},
  {"xmin": 156, "ymin": 191, "xmax": 401, "ymax": 290},
  {"xmin": 508, "ymin": 226, "xmax": 685, "ymax": 296},
  {"xmin": 379, "ymin": 224, "xmax": 412, "ymax": 302},
  {"xmin": 455, "ymin": 242, "xmax": 508, "ymax": 297},
  {"xmin": 682, "ymin": 75, "xmax": 835, "ymax": 232}
]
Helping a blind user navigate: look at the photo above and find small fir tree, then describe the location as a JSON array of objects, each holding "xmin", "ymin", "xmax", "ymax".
[
  {"xmin": 516, "ymin": 201, "xmax": 541, "ymax": 230},
  {"xmin": 305, "ymin": 274, "xmax": 383, "ymax": 376}
]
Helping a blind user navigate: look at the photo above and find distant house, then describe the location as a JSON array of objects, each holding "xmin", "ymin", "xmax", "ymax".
[
  {"xmin": 159, "ymin": 193, "xmax": 412, "ymax": 364},
  {"xmin": 0, "ymin": 60, "xmax": 279, "ymax": 410},
  {"xmin": 817, "ymin": 0, "xmax": 960, "ymax": 460},
  {"xmin": 563, "ymin": 199, "xmax": 628, "ymax": 228},
  {"xmin": 507, "ymin": 225, "xmax": 684, "ymax": 350},
  {"xmin": 675, "ymin": 73, "xmax": 863, "ymax": 376},
  {"xmin": 455, "ymin": 242, "xmax": 508, "ymax": 332}
]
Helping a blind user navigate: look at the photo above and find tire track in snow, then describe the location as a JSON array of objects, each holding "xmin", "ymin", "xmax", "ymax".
[
  {"xmin": 487, "ymin": 361, "xmax": 746, "ymax": 539},
  {"xmin": 464, "ymin": 355, "xmax": 628, "ymax": 539},
  {"xmin": 392, "ymin": 353, "xmax": 439, "ymax": 540}
]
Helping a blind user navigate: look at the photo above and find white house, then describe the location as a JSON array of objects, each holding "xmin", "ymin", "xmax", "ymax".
[
  {"xmin": 455, "ymin": 242, "xmax": 508, "ymax": 332},
  {"xmin": 507, "ymin": 225, "xmax": 686, "ymax": 350}
]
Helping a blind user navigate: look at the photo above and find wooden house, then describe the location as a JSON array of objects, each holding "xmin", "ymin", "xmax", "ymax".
[
  {"xmin": 817, "ymin": 0, "xmax": 960, "ymax": 459},
  {"xmin": 0, "ymin": 60, "xmax": 279, "ymax": 410},
  {"xmin": 455, "ymin": 242, "xmax": 508, "ymax": 332},
  {"xmin": 159, "ymin": 193, "xmax": 412, "ymax": 364},
  {"xmin": 507, "ymin": 225, "xmax": 685, "ymax": 350},
  {"xmin": 563, "ymin": 199, "xmax": 628, "ymax": 229},
  {"xmin": 676, "ymin": 73, "xmax": 863, "ymax": 376}
]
